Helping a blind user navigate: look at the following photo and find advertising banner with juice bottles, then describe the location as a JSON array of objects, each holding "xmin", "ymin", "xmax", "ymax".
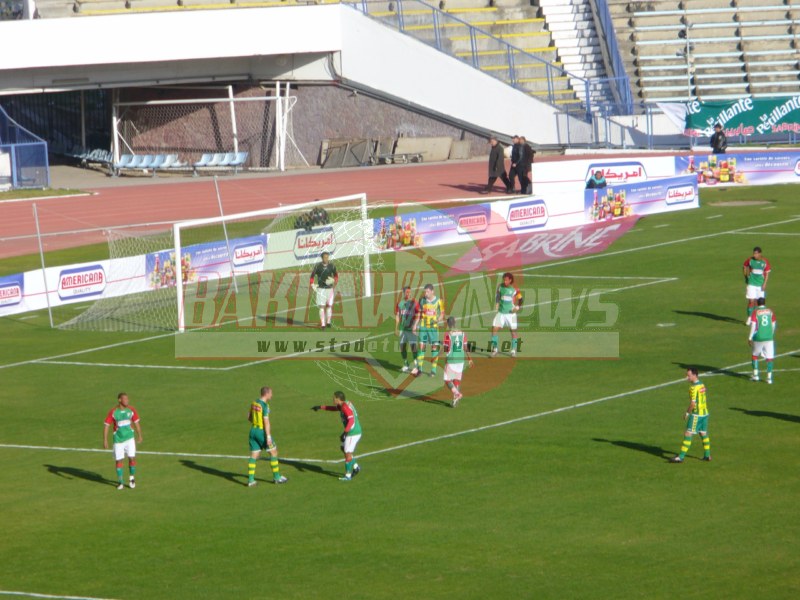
[
  {"xmin": 583, "ymin": 174, "xmax": 699, "ymax": 222},
  {"xmin": 675, "ymin": 151, "xmax": 800, "ymax": 187}
]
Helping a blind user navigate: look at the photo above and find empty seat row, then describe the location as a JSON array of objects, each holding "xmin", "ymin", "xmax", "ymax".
[
  {"xmin": 192, "ymin": 151, "xmax": 249, "ymax": 176},
  {"xmin": 113, "ymin": 153, "xmax": 186, "ymax": 177}
]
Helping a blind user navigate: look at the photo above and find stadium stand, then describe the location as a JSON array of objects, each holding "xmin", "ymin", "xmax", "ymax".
[{"xmin": 608, "ymin": 0, "xmax": 800, "ymax": 102}]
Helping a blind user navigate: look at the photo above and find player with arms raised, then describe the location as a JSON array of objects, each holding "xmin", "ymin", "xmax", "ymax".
[
  {"xmin": 312, "ymin": 391, "xmax": 362, "ymax": 482},
  {"xmin": 743, "ymin": 246, "xmax": 771, "ymax": 323},
  {"xmin": 103, "ymin": 392, "xmax": 143, "ymax": 490},
  {"xmin": 412, "ymin": 283, "xmax": 445, "ymax": 377},
  {"xmin": 490, "ymin": 272, "xmax": 523, "ymax": 357},
  {"xmin": 395, "ymin": 286, "xmax": 421, "ymax": 372},
  {"xmin": 748, "ymin": 297, "xmax": 777, "ymax": 384},
  {"xmin": 443, "ymin": 316, "xmax": 474, "ymax": 407},
  {"xmin": 310, "ymin": 251, "xmax": 338, "ymax": 330}
]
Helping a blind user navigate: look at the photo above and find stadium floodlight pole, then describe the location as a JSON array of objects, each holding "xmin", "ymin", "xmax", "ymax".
[
  {"xmin": 214, "ymin": 175, "xmax": 239, "ymax": 294},
  {"xmin": 32, "ymin": 203, "xmax": 54, "ymax": 329}
]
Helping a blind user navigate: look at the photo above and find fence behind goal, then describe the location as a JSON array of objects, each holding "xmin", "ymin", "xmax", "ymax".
[{"xmin": 58, "ymin": 194, "xmax": 379, "ymax": 333}]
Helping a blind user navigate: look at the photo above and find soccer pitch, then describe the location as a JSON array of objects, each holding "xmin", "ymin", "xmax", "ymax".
[{"xmin": 1, "ymin": 184, "xmax": 798, "ymax": 599}]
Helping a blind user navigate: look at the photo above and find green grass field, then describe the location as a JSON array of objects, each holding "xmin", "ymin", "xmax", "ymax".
[{"xmin": 1, "ymin": 184, "xmax": 799, "ymax": 599}]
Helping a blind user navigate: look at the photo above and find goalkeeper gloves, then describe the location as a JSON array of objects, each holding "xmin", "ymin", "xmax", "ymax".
[
  {"xmin": 325, "ymin": 276, "xmax": 335, "ymax": 286},
  {"xmin": 311, "ymin": 283, "xmax": 319, "ymax": 292},
  {"xmin": 311, "ymin": 405, "xmax": 321, "ymax": 411}
]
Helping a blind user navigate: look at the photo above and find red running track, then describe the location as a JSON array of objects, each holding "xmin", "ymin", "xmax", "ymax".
[{"xmin": 0, "ymin": 161, "xmax": 501, "ymax": 259}]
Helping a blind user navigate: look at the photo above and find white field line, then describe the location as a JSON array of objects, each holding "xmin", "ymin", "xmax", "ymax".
[
  {"xmin": 653, "ymin": 224, "xmax": 670, "ymax": 228},
  {"xmin": 728, "ymin": 231, "xmax": 800, "ymax": 236},
  {"xmin": 3, "ymin": 352, "xmax": 797, "ymax": 464},
  {"xmin": 31, "ymin": 277, "xmax": 676, "ymax": 372},
  {"xmin": 706, "ymin": 215, "xmax": 723, "ymax": 220},
  {"xmin": 761, "ymin": 206, "xmax": 777, "ymax": 210},
  {"xmin": 3, "ymin": 214, "xmax": 797, "ymax": 371},
  {"xmin": 42, "ymin": 360, "xmax": 224, "ymax": 371},
  {"xmin": 0, "ymin": 591, "xmax": 118, "ymax": 600}
]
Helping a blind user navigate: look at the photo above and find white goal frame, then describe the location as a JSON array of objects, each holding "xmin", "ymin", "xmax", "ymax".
[{"xmin": 174, "ymin": 193, "xmax": 373, "ymax": 332}]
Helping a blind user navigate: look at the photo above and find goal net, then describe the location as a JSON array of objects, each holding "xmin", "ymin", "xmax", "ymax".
[
  {"xmin": 59, "ymin": 194, "xmax": 382, "ymax": 333},
  {"xmin": 113, "ymin": 87, "xmax": 307, "ymax": 171}
]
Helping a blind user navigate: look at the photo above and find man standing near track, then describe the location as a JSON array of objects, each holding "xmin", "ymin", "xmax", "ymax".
[
  {"xmin": 103, "ymin": 392, "xmax": 143, "ymax": 490},
  {"xmin": 310, "ymin": 251, "xmax": 338, "ymax": 330}
]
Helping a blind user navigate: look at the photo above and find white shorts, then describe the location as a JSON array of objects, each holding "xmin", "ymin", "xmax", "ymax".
[
  {"xmin": 493, "ymin": 312, "xmax": 517, "ymax": 329},
  {"xmin": 113, "ymin": 438, "xmax": 136, "ymax": 461},
  {"xmin": 316, "ymin": 286, "xmax": 334, "ymax": 308},
  {"xmin": 342, "ymin": 433, "xmax": 361, "ymax": 454},
  {"xmin": 746, "ymin": 285, "xmax": 766, "ymax": 300},
  {"xmin": 444, "ymin": 362, "xmax": 464, "ymax": 382},
  {"xmin": 752, "ymin": 340, "xmax": 775, "ymax": 360}
]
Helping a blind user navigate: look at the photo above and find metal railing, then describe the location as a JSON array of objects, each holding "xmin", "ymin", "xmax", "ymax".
[
  {"xmin": 347, "ymin": 0, "xmax": 594, "ymax": 121},
  {"xmin": 590, "ymin": 0, "xmax": 633, "ymax": 115}
]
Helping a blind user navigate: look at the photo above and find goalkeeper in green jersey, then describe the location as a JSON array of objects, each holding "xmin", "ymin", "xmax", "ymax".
[
  {"xmin": 490, "ymin": 272, "xmax": 523, "ymax": 357},
  {"xmin": 670, "ymin": 368, "xmax": 711, "ymax": 463},
  {"xmin": 310, "ymin": 251, "xmax": 338, "ymax": 330},
  {"xmin": 247, "ymin": 387, "xmax": 288, "ymax": 486},
  {"xmin": 748, "ymin": 297, "xmax": 777, "ymax": 384}
]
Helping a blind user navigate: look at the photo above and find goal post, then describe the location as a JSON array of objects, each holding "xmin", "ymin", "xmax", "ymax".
[{"xmin": 174, "ymin": 193, "xmax": 374, "ymax": 332}]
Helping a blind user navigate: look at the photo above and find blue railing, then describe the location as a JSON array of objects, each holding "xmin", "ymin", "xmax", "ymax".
[
  {"xmin": 349, "ymin": 0, "xmax": 593, "ymax": 121},
  {"xmin": 592, "ymin": 0, "xmax": 634, "ymax": 115}
]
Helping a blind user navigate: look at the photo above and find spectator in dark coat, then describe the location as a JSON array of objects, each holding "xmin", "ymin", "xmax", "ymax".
[
  {"xmin": 517, "ymin": 136, "xmax": 535, "ymax": 195},
  {"xmin": 507, "ymin": 135, "xmax": 523, "ymax": 193},
  {"xmin": 586, "ymin": 170, "xmax": 607, "ymax": 189},
  {"xmin": 482, "ymin": 135, "xmax": 512, "ymax": 194},
  {"xmin": 710, "ymin": 123, "xmax": 727, "ymax": 154}
]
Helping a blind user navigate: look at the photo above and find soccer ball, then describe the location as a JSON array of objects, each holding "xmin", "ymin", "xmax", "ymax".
[{"xmin": 411, "ymin": 367, "xmax": 421, "ymax": 377}]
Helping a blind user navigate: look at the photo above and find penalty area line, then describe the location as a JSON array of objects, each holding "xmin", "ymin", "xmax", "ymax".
[{"xmin": 0, "ymin": 590, "xmax": 120, "ymax": 600}]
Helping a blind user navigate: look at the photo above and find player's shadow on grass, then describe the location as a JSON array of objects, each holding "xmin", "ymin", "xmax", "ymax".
[
  {"xmin": 672, "ymin": 361, "xmax": 750, "ymax": 379},
  {"xmin": 44, "ymin": 464, "xmax": 118, "ymax": 487},
  {"xmin": 592, "ymin": 438, "xmax": 673, "ymax": 460},
  {"xmin": 673, "ymin": 310, "xmax": 742, "ymax": 325},
  {"xmin": 180, "ymin": 459, "xmax": 250, "ymax": 487},
  {"xmin": 730, "ymin": 407, "xmax": 800, "ymax": 424},
  {"xmin": 280, "ymin": 459, "xmax": 341, "ymax": 479}
]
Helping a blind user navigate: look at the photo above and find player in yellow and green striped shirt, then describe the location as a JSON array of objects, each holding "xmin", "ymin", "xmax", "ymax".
[
  {"xmin": 247, "ymin": 386, "xmax": 288, "ymax": 486},
  {"xmin": 412, "ymin": 283, "xmax": 445, "ymax": 377},
  {"xmin": 670, "ymin": 368, "xmax": 711, "ymax": 463}
]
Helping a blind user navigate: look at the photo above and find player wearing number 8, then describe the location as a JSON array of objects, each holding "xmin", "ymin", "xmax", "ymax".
[
  {"xmin": 748, "ymin": 297, "xmax": 776, "ymax": 384},
  {"xmin": 310, "ymin": 251, "xmax": 338, "ymax": 330}
]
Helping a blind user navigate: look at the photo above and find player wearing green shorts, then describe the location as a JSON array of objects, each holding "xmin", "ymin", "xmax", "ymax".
[
  {"xmin": 103, "ymin": 392, "xmax": 143, "ymax": 490},
  {"xmin": 748, "ymin": 297, "xmax": 776, "ymax": 384},
  {"xmin": 247, "ymin": 386, "xmax": 288, "ymax": 486},
  {"xmin": 490, "ymin": 272, "xmax": 523, "ymax": 357},
  {"xmin": 412, "ymin": 283, "xmax": 445, "ymax": 377},
  {"xmin": 670, "ymin": 368, "xmax": 711, "ymax": 463},
  {"xmin": 395, "ymin": 286, "xmax": 421, "ymax": 372}
]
